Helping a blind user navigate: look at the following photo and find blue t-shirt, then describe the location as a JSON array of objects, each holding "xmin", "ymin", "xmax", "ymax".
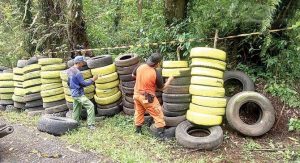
[{"xmin": 66, "ymin": 67, "xmax": 93, "ymax": 97}]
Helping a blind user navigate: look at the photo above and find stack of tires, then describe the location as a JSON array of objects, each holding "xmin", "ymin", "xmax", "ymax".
[
  {"xmin": 159, "ymin": 61, "xmax": 191, "ymax": 138},
  {"xmin": 88, "ymin": 55, "xmax": 122, "ymax": 116},
  {"xmin": 175, "ymin": 47, "xmax": 226, "ymax": 150},
  {"xmin": 23, "ymin": 61, "xmax": 43, "ymax": 115},
  {"xmin": 39, "ymin": 58, "xmax": 68, "ymax": 116},
  {"xmin": 12, "ymin": 60, "xmax": 28, "ymax": 111},
  {"xmin": 186, "ymin": 47, "xmax": 227, "ymax": 126},
  {"xmin": 115, "ymin": 54, "xmax": 139, "ymax": 115},
  {"xmin": 0, "ymin": 70, "xmax": 14, "ymax": 111}
]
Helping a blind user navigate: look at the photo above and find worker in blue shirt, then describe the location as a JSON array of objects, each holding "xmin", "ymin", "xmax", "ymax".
[{"xmin": 66, "ymin": 56, "xmax": 98, "ymax": 130}]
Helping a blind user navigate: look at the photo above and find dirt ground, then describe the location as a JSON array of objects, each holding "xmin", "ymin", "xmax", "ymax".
[{"xmin": 0, "ymin": 120, "xmax": 113, "ymax": 163}]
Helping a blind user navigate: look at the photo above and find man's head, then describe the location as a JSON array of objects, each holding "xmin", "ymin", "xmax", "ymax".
[
  {"xmin": 146, "ymin": 53, "xmax": 162, "ymax": 68},
  {"xmin": 74, "ymin": 56, "xmax": 86, "ymax": 68}
]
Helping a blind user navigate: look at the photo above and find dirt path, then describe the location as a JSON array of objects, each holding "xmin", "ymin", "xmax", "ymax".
[{"xmin": 0, "ymin": 119, "xmax": 113, "ymax": 163}]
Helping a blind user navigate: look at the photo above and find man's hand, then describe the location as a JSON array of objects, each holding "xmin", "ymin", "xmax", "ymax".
[
  {"xmin": 92, "ymin": 75, "xmax": 98, "ymax": 81},
  {"xmin": 166, "ymin": 76, "xmax": 174, "ymax": 83}
]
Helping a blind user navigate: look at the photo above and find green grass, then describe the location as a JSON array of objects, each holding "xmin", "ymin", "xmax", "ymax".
[{"xmin": 0, "ymin": 111, "xmax": 39, "ymax": 126}]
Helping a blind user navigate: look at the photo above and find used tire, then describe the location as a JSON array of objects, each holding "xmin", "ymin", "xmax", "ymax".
[
  {"xmin": 23, "ymin": 78, "xmax": 41, "ymax": 88},
  {"xmin": 190, "ymin": 47, "xmax": 226, "ymax": 61},
  {"xmin": 24, "ymin": 93, "xmax": 42, "ymax": 102},
  {"xmin": 150, "ymin": 124, "xmax": 176, "ymax": 138},
  {"xmin": 37, "ymin": 115, "xmax": 78, "ymax": 136},
  {"xmin": 87, "ymin": 55, "xmax": 113, "ymax": 69},
  {"xmin": 91, "ymin": 64, "xmax": 116, "ymax": 76},
  {"xmin": 41, "ymin": 63, "xmax": 66, "ymax": 71},
  {"xmin": 38, "ymin": 58, "xmax": 63, "ymax": 65},
  {"xmin": 122, "ymin": 86, "xmax": 134, "ymax": 94},
  {"xmin": 162, "ymin": 107, "xmax": 186, "ymax": 117},
  {"xmin": 25, "ymin": 85, "xmax": 41, "ymax": 95},
  {"xmin": 123, "ymin": 106, "xmax": 134, "ymax": 115},
  {"xmin": 23, "ymin": 64, "xmax": 41, "ymax": 73},
  {"xmin": 41, "ymin": 87, "xmax": 64, "ymax": 98},
  {"xmin": 162, "ymin": 93, "xmax": 190, "ymax": 103},
  {"xmin": 189, "ymin": 85, "xmax": 225, "ymax": 97},
  {"xmin": 192, "ymin": 96, "xmax": 227, "ymax": 108},
  {"xmin": 115, "ymin": 53, "xmax": 139, "ymax": 67},
  {"xmin": 94, "ymin": 91, "xmax": 121, "ymax": 105},
  {"xmin": 13, "ymin": 67, "xmax": 24, "ymax": 75},
  {"xmin": 25, "ymin": 99, "xmax": 43, "ymax": 108},
  {"xmin": 116, "ymin": 62, "xmax": 139, "ymax": 75},
  {"xmin": 14, "ymin": 102, "xmax": 25, "ymax": 109},
  {"xmin": 95, "ymin": 80, "xmax": 119, "ymax": 90},
  {"xmin": 95, "ymin": 87, "xmax": 119, "ymax": 98},
  {"xmin": 0, "ymin": 94, "xmax": 13, "ymax": 100},
  {"xmin": 41, "ymin": 78, "xmax": 62, "ymax": 84},
  {"xmin": 123, "ymin": 98, "xmax": 134, "ymax": 108},
  {"xmin": 97, "ymin": 98, "xmax": 122, "ymax": 109},
  {"xmin": 162, "ymin": 68, "xmax": 191, "ymax": 77},
  {"xmin": 191, "ymin": 76, "xmax": 224, "ymax": 87},
  {"xmin": 189, "ymin": 103, "xmax": 225, "ymax": 116},
  {"xmin": 0, "ymin": 100, "xmax": 14, "ymax": 105},
  {"xmin": 97, "ymin": 105, "xmax": 121, "ymax": 116},
  {"xmin": 226, "ymin": 91, "xmax": 275, "ymax": 136},
  {"xmin": 191, "ymin": 67, "xmax": 223, "ymax": 79},
  {"xmin": 186, "ymin": 110, "xmax": 222, "ymax": 126},
  {"xmin": 45, "ymin": 104, "xmax": 68, "ymax": 114},
  {"xmin": 122, "ymin": 81, "xmax": 135, "ymax": 88},
  {"xmin": 163, "ymin": 85, "xmax": 189, "ymax": 94},
  {"xmin": 191, "ymin": 58, "xmax": 226, "ymax": 71},
  {"xmin": 41, "ymin": 71, "xmax": 61, "ymax": 79},
  {"xmin": 168, "ymin": 77, "xmax": 190, "ymax": 85},
  {"xmin": 23, "ymin": 71, "xmax": 40, "ymax": 80},
  {"xmin": 162, "ymin": 61, "xmax": 188, "ymax": 68},
  {"xmin": 124, "ymin": 95, "xmax": 134, "ymax": 103},
  {"xmin": 176, "ymin": 120, "xmax": 223, "ymax": 150},
  {"xmin": 95, "ymin": 72, "xmax": 118, "ymax": 84},
  {"xmin": 164, "ymin": 115, "xmax": 186, "ymax": 127},
  {"xmin": 12, "ymin": 95, "xmax": 25, "ymax": 103},
  {"xmin": 43, "ymin": 98, "xmax": 66, "ymax": 107},
  {"xmin": 224, "ymin": 71, "xmax": 255, "ymax": 98},
  {"xmin": 119, "ymin": 74, "xmax": 134, "ymax": 82},
  {"xmin": 0, "ymin": 73, "xmax": 13, "ymax": 81},
  {"xmin": 17, "ymin": 60, "xmax": 27, "ymax": 68},
  {"xmin": 41, "ymin": 83, "xmax": 63, "ymax": 91},
  {"xmin": 163, "ymin": 102, "xmax": 189, "ymax": 112}
]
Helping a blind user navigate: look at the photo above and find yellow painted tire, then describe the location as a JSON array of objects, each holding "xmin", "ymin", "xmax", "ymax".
[
  {"xmin": 191, "ymin": 76, "xmax": 224, "ymax": 87},
  {"xmin": 0, "ymin": 88, "xmax": 14, "ymax": 93},
  {"xmin": 60, "ymin": 71, "xmax": 68, "ymax": 81},
  {"xmin": 190, "ymin": 47, "xmax": 226, "ymax": 61},
  {"xmin": 14, "ymin": 82, "xmax": 23, "ymax": 88},
  {"xmin": 23, "ymin": 64, "xmax": 41, "ymax": 73},
  {"xmin": 189, "ymin": 85, "xmax": 225, "ymax": 97},
  {"xmin": 23, "ymin": 78, "xmax": 41, "ymax": 88},
  {"xmin": 0, "ymin": 93, "xmax": 13, "ymax": 100},
  {"xmin": 14, "ymin": 87, "xmax": 26, "ymax": 96},
  {"xmin": 26, "ymin": 85, "xmax": 41, "ymax": 94},
  {"xmin": 43, "ymin": 93, "xmax": 65, "ymax": 103},
  {"xmin": 192, "ymin": 96, "xmax": 227, "ymax": 108},
  {"xmin": 0, "ymin": 73, "xmax": 13, "ymax": 81},
  {"xmin": 23, "ymin": 71, "xmax": 40, "ymax": 81},
  {"xmin": 12, "ymin": 94, "xmax": 24, "ymax": 103},
  {"xmin": 191, "ymin": 58, "xmax": 226, "ymax": 71},
  {"xmin": 189, "ymin": 103, "xmax": 225, "ymax": 116},
  {"xmin": 13, "ymin": 75, "xmax": 24, "ymax": 81},
  {"xmin": 41, "ymin": 83, "xmax": 63, "ymax": 91},
  {"xmin": 41, "ymin": 78, "xmax": 61, "ymax": 84},
  {"xmin": 191, "ymin": 67, "xmax": 223, "ymax": 79},
  {"xmin": 41, "ymin": 87, "xmax": 64, "ymax": 98},
  {"xmin": 91, "ymin": 64, "xmax": 116, "ymax": 76},
  {"xmin": 163, "ymin": 61, "xmax": 188, "ymax": 68},
  {"xmin": 38, "ymin": 58, "xmax": 63, "ymax": 65},
  {"xmin": 186, "ymin": 110, "xmax": 222, "ymax": 126},
  {"xmin": 95, "ymin": 87, "xmax": 119, "ymax": 98},
  {"xmin": 95, "ymin": 80, "xmax": 119, "ymax": 89},
  {"xmin": 62, "ymin": 81, "xmax": 68, "ymax": 88},
  {"xmin": 94, "ymin": 91, "xmax": 121, "ymax": 105},
  {"xmin": 162, "ymin": 68, "xmax": 191, "ymax": 77},
  {"xmin": 0, "ymin": 81, "xmax": 14, "ymax": 87},
  {"xmin": 82, "ymin": 70, "xmax": 92, "ymax": 79},
  {"xmin": 41, "ymin": 71, "xmax": 61, "ymax": 79},
  {"xmin": 13, "ymin": 68, "xmax": 24, "ymax": 75},
  {"xmin": 95, "ymin": 72, "xmax": 118, "ymax": 84},
  {"xmin": 41, "ymin": 63, "xmax": 66, "ymax": 71}
]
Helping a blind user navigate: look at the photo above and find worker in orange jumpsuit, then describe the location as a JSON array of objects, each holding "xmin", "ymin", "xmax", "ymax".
[{"xmin": 132, "ymin": 53, "xmax": 173, "ymax": 140}]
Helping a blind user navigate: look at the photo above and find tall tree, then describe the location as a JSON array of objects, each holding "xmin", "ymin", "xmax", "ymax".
[{"xmin": 164, "ymin": 0, "xmax": 188, "ymax": 25}]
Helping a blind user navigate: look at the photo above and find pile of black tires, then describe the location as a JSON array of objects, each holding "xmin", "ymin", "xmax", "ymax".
[{"xmin": 115, "ymin": 53, "xmax": 139, "ymax": 115}]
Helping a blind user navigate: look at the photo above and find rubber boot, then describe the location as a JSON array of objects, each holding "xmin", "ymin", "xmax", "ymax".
[
  {"xmin": 135, "ymin": 126, "xmax": 142, "ymax": 134},
  {"xmin": 157, "ymin": 127, "xmax": 166, "ymax": 141}
]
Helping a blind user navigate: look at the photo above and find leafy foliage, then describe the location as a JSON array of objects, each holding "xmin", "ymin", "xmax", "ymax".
[{"xmin": 288, "ymin": 118, "xmax": 300, "ymax": 131}]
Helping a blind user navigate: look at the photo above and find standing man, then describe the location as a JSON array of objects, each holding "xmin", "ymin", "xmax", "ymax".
[
  {"xmin": 66, "ymin": 56, "xmax": 98, "ymax": 130},
  {"xmin": 132, "ymin": 53, "xmax": 173, "ymax": 140}
]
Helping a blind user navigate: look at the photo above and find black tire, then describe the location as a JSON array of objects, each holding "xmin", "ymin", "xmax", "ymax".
[
  {"xmin": 163, "ymin": 102, "xmax": 189, "ymax": 112},
  {"xmin": 0, "ymin": 100, "xmax": 14, "ymax": 105},
  {"xmin": 45, "ymin": 104, "xmax": 68, "ymax": 114},
  {"xmin": 123, "ymin": 98, "xmax": 134, "ymax": 108},
  {"xmin": 226, "ymin": 91, "xmax": 275, "ymax": 136},
  {"xmin": 5, "ymin": 105, "xmax": 18, "ymax": 112},
  {"xmin": 164, "ymin": 115, "xmax": 186, "ymax": 127},
  {"xmin": 45, "ymin": 110, "xmax": 68, "ymax": 117},
  {"xmin": 176, "ymin": 121, "xmax": 223, "ymax": 150},
  {"xmin": 0, "ymin": 66, "xmax": 8, "ymax": 71},
  {"xmin": 87, "ymin": 55, "xmax": 113, "ymax": 69},
  {"xmin": 123, "ymin": 106, "xmax": 134, "ymax": 115},
  {"xmin": 97, "ymin": 98, "xmax": 122, "ymax": 109},
  {"xmin": 150, "ymin": 124, "xmax": 176, "ymax": 138},
  {"xmin": 24, "ymin": 93, "xmax": 42, "ymax": 102},
  {"xmin": 25, "ymin": 106, "xmax": 44, "ymax": 112},
  {"xmin": 13, "ymin": 102, "xmax": 25, "ymax": 109},
  {"xmin": 168, "ymin": 77, "xmax": 191, "ymax": 85},
  {"xmin": 119, "ymin": 74, "xmax": 135, "ymax": 82},
  {"xmin": 66, "ymin": 101, "xmax": 73, "ymax": 110},
  {"xmin": 115, "ymin": 53, "xmax": 139, "ymax": 67},
  {"xmin": 25, "ymin": 99, "xmax": 43, "ymax": 108},
  {"xmin": 17, "ymin": 60, "xmax": 27, "ymax": 68},
  {"xmin": 162, "ymin": 107, "xmax": 186, "ymax": 117},
  {"xmin": 27, "ymin": 56, "xmax": 46, "ymax": 65},
  {"xmin": 122, "ymin": 81, "xmax": 135, "ymax": 88},
  {"xmin": 224, "ymin": 71, "xmax": 255, "ymax": 98},
  {"xmin": 122, "ymin": 86, "xmax": 134, "ymax": 94},
  {"xmin": 124, "ymin": 95, "xmax": 134, "ymax": 104},
  {"xmin": 0, "ymin": 105, "xmax": 5, "ymax": 111},
  {"xmin": 163, "ymin": 85, "xmax": 189, "ymax": 94},
  {"xmin": 37, "ymin": 115, "xmax": 78, "ymax": 136},
  {"xmin": 3, "ymin": 69, "xmax": 13, "ymax": 73},
  {"xmin": 117, "ymin": 62, "xmax": 139, "ymax": 75},
  {"xmin": 0, "ymin": 125, "xmax": 14, "ymax": 138},
  {"xmin": 97, "ymin": 105, "xmax": 122, "ymax": 116},
  {"xmin": 43, "ymin": 100, "xmax": 66, "ymax": 108},
  {"xmin": 162, "ymin": 93, "xmax": 191, "ymax": 103}
]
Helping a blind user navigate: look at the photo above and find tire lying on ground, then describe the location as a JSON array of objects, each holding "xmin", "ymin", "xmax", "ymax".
[
  {"xmin": 37, "ymin": 115, "xmax": 78, "ymax": 136},
  {"xmin": 115, "ymin": 53, "xmax": 139, "ymax": 67},
  {"xmin": 224, "ymin": 71, "xmax": 255, "ymax": 98},
  {"xmin": 176, "ymin": 120, "xmax": 223, "ymax": 150},
  {"xmin": 226, "ymin": 91, "xmax": 275, "ymax": 137},
  {"xmin": 87, "ymin": 55, "xmax": 113, "ymax": 69}
]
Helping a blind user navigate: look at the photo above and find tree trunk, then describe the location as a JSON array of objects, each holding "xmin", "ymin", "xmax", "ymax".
[
  {"xmin": 67, "ymin": 0, "xmax": 91, "ymax": 58},
  {"xmin": 164, "ymin": 0, "xmax": 188, "ymax": 25}
]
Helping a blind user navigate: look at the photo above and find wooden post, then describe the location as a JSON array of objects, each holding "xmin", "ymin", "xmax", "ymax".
[
  {"xmin": 214, "ymin": 29, "xmax": 219, "ymax": 48},
  {"xmin": 176, "ymin": 46, "xmax": 181, "ymax": 61}
]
